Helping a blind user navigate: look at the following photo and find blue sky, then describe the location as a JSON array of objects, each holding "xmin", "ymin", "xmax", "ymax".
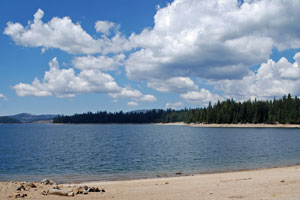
[{"xmin": 1, "ymin": 0, "xmax": 300, "ymax": 115}]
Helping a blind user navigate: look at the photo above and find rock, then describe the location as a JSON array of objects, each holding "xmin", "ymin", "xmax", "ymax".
[
  {"xmin": 41, "ymin": 191, "xmax": 48, "ymax": 196},
  {"xmin": 165, "ymin": 182, "xmax": 169, "ymax": 184},
  {"xmin": 83, "ymin": 190, "xmax": 89, "ymax": 195},
  {"xmin": 16, "ymin": 185, "xmax": 26, "ymax": 191},
  {"xmin": 48, "ymin": 189, "xmax": 68, "ymax": 196},
  {"xmin": 83, "ymin": 185, "xmax": 89, "ymax": 190},
  {"xmin": 88, "ymin": 187, "xmax": 101, "ymax": 192},
  {"xmin": 68, "ymin": 191, "xmax": 75, "ymax": 197},
  {"xmin": 15, "ymin": 193, "xmax": 27, "ymax": 198},
  {"xmin": 52, "ymin": 185, "xmax": 61, "ymax": 190},
  {"xmin": 75, "ymin": 187, "xmax": 84, "ymax": 194},
  {"xmin": 75, "ymin": 185, "xmax": 90, "ymax": 194},
  {"xmin": 175, "ymin": 172, "xmax": 182, "ymax": 175},
  {"xmin": 41, "ymin": 179, "xmax": 54, "ymax": 185},
  {"xmin": 25, "ymin": 182, "xmax": 37, "ymax": 188}
]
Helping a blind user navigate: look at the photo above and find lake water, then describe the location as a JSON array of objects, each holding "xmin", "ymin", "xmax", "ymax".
[{"xmin": 0, "ymin": 124, "xmax": 300, "ymax": 183}]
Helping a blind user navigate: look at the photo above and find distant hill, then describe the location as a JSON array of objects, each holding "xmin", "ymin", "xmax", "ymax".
[
  {"xmin": 0, "ymin": 116, "xmax": 21, "ymax": 123},
  {"xmin": 0, "ymin": 113, "xmax": 58, "ymax": 123}
]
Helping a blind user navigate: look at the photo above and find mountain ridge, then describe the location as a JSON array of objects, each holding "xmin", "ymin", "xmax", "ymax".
[{"xmin": 0, "ymin": 113, "xmax": 58, "ymax": 123}]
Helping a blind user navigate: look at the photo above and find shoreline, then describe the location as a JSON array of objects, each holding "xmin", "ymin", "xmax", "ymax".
[
  {"xmin": 2, "ymin": 162, "xmax": 300, "ymax": 184},
  {"xmin": 1, "ymin": 165, "xmax": 300, "ymax": 199},
  {"xmin": 2, "ymin": 122, "xmax": 300, "ymax": 128},
  {"xmin": 156, "ymin": 122, "xmax": 300, "ymax": 128}
]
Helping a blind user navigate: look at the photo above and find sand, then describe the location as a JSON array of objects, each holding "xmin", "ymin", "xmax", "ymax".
[
  {"xmin": 156, "ymin": 122, "xmax": 300, "ymax": 128},
  {"xmin": 1, "ymin": 165, "xmax": 300, "ymax": 199}
]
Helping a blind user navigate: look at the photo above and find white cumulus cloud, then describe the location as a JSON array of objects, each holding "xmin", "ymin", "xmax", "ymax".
[
  {"xmin": 13, "ymin": 58, "xmax": 120, "ymax": 97},
  {"xmin": 0, "ymin": 93, "xmax": 7, "ymax": 101},
  {"xmin": 13, "ymin": 58, "xmax": 156, "ymax": 102},
  {"xmin": 126, "ymin": 0, "xmax": 300, "ymax": 83},
  {"xmin": 165, "ymin": 102, "xmax": 183, "ymax": 110},
  {"xmin": 147, "ymin": 77, "xmax": 198, "ymax": 93},
  {"xmin": 95, "ymin": 20, "xmax": 119, "ymax": 35},
  {"xmin": 4, "ymin": 9, "xmax": 131, "ymax": 55},
  {"xmin": 212, "ymin": 52, "xmax": 300, "ymax": 100},
  {"xmin": 109, "ymin": 87, "xmax": 157, "ymax": 103},
  {"xmin": 127, "ymin": 101, "xmax": 139, "ymax": 106},
  {"xmin": 72, "ymin": 54, "xmax": 125, "ymax": 71},
  {"xmin": 180, "ymin": 89, "xmax": 222, "ymax": 106},
  {"xmin": 4, "ymin": 9, "xmax": 100, "ymax": 54}
]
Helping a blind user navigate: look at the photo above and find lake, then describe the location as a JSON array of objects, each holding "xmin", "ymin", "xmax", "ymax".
[{"xmin": 0, "ymin": 124, "xmax": 300, "ymax": 183}]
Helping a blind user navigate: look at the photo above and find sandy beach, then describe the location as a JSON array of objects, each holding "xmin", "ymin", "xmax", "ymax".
[
  {"xmin": 156, "ymin": 122, "xmax": 300, "ymax": 128},
  {"xmin": 1, "ymin": 165, "xmax": 300, "ymax": 199}
]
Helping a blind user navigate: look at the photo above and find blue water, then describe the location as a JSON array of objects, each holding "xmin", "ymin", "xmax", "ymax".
[{"xmin": 0, "ymin": 124, "xmax": 300, "ymax": 183}]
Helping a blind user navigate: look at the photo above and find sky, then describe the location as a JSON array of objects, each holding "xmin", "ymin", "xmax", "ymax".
[{"xmin": 1, "ymin": 0, "xmax": 300, "ymax": 115}]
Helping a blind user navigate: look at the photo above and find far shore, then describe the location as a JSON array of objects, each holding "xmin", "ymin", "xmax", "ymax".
[
  {"xmin": 3, "ymin": 122, "xmax": 300, "ymax": 128},
  {"xmin": 155, "ymin": 122, "xmax": 300, "ymax": 128},
  {"xmin": 1, "ymin": 165, "xmax": 300, "ymax": 199}
]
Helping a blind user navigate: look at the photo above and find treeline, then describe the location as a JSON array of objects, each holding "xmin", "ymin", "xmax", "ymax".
[
  {"xmin": 0, "ymin": 116, "xmax": 21, "ymax": 123},
  {"xmin": 53, "ymin": 110, "xmax": 170, "ymax": 124},
  {"xmin": 53, "ymin": 94, "xmax": 300, "ymax": 124}
]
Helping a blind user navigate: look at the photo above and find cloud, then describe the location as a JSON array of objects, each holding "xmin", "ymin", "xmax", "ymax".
[
  {"xmin": 180, "ymin": 89, "xmax": 222, "ymax": 106},
  {"xmin": 212, "ymin": 52, "xmax": 300, "ymax": 100},
  {"xmin": 165, "ymin": 102, "xmax": 183, "ymax": 110},
  {"xmin": 125, "ymin": 0, "xmax": 300, "ymax": 82},
  {"xmin": 95, "ymin": 20, "xmax": 119, "ymax": 35},
  {"xmin": 4, "ymin": 9, "xmax": 100, "ymax": 54},
  {"xmin": 13, "ymin": 58, "xmax": 156, "ymax": 102},
  {"xmin": 109, "ymin": 87, "xmax": 157, "ymax": 102},
  {"xmin": 127, "ymin": 101, "xmax": 139, "ymax": 106},
  {"xmin": 6, "ymin": 2, "xmax": 300, "ymax": 106},
  {"xmin": 72, "ymin": 54, "xmax": 125, "ymax": 71},
  {"xmin": 14, "ymin": 58, "xmax": 120, "ymax": 97},
  {"xmin": 147, "ymin": 77, "xmax": 198, "ymax": 93},
  {"xmin": 4, "ymin": 9, "xmax": 131, "ymax": 55},
  {"xmin": 0, "ymin": 93, "xmax": 7, "ymax": 101}
]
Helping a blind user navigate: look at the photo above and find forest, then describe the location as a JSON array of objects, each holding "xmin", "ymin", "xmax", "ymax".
[{"xmin": 53, "ymin": 94, "xmax": 300, "ymax": 124}]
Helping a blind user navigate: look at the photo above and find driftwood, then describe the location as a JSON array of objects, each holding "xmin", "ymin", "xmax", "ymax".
[
  {"xmin": 41, "ymin": 179, "xmax": 54, "ymax": 185},
  {"xmin": 47, "ymin": 188, "xmax": 75, "ymax": 197},
  {"xmin": 48, "ymin": 189, "xmax": 69, "ymax": 196}
]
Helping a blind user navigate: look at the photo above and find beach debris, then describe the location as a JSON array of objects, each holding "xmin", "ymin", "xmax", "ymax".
[
  {"xmin": 165, "ymin": 182, "xmax": 169, "ymax": 184},
  {"xmin": 280, "ymin": 179, "xmax": 285, "ymax": 183},
  {"xmin": 68, "ymin": 191, "xmax": 75, "ymax": 197},
  {"xmin": 74, "ymin": 185, "xmax": 105, "ymax": 195},
  {"xmin": 88, "ymin": 186, "xmax": 104, "ymax": 192},
  {"xmin": 48, "ymin": 188, "xmax": 69, "ymax": 196},
  {"xmin": 14, "ymin": 193, "xmax": 27, "ymax": 198},
  {"xmin": 52, "ymin": 185, "xmax": 62, "ymax": 190},
  {"xmin": 175, "ymin": 172, "xmax": 182, "ymax": 175},
  {"xmin": 75, "ymin": 186, "xmax": 87, "ymax": 194},
  {"xmin": 25, "ymin": 182, "xmax": 37, "ymax": 188},
  {"xmin": 11, "ymin": 181, "xmax": 105, "ymax": 198},
  {"xmin": 16, "ymin": 185, "xmax": 26, "ymax": 191},
  {"xmin": 40, "ymin": 179, "xmax": 54, "ymax": 185},
  {"xmin": 209, "ymin": 192, "xmax": 214, "ymax": 195},
  {"xmin": 83, "ymin": 190, "xmax": 89, "ymax": 195}
]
